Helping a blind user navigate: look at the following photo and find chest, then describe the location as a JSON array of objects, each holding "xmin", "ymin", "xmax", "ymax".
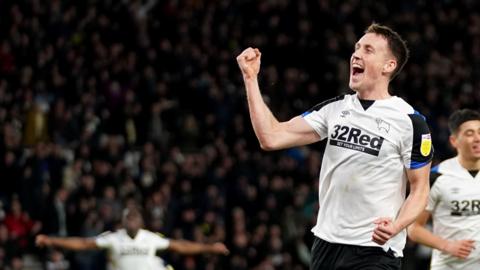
[
  {"xmin": 439, "ymin": 180, "xmax": 480, "ymax": 216},
  {"xmin": 326, "ymin": 109, "xmax": 404, "ymax": 157},
  {"xmin": 111, "ymin": 238, "xmax": 154, "ymax": 256}
]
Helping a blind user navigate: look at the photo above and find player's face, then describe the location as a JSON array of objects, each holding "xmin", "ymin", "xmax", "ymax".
[
  {"xmin": 349, "ymin": 33, "xmax": 396, "ymax": 92},
  {"xmin": 451, "ymin": 120, "xmax": 480, "ymax": 160},
  {"xmin": 124, "ymin": 214, "xmax": 143, "ymax": 236}
]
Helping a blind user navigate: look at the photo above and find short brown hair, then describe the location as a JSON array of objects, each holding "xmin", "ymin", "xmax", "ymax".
[
  {"xmin": 448, "ymin": 109, "xmax": 480, "ymax": 134},
  {"xmin": 365, "ymin": 23, "xmax": 409, "ymax": 80}
]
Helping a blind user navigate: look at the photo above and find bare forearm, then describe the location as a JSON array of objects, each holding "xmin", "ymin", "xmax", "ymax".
[
  {"xmin": 49, "ymin": 237, "xmax": 97, "ymax": 251},
  {"xmin": 169, "ymin": 241, "xmax": 216, "ymax": 255},
  {"xmin": 408, "ymin": 225, "xmax": 447, "ymax": 251},
  {"xmin": 394, "ymin": 188, "xmax": 429, "ymax": 232},
  {"xmin": 243, "ymin": 77, "xmax": 280, "ymax": 150}
]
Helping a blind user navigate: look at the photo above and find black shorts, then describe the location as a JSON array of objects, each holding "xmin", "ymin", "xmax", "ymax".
[{"xmin": 310, "ymin": 236, "xmax": 402, "ymax": 270}]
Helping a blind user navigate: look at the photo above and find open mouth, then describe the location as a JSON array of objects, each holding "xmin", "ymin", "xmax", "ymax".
[
  {"xmin": 352, "ymin": 66, "xmax": 364, "ymax": 76},
  {"xmin": 473, "ymin": 144, "xmax": 480, "ymax": 152}
]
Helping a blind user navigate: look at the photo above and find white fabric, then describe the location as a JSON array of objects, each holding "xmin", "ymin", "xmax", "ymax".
[
  {"xmin": 95, "ymin": 229, "xmax": 170, "ymax": 270},
  {"xmin": 427, "ymin": 157, "xmax": 480, "ymax": 270},
  {"xmin": 303, "ymin": 93, "xmax": 432, "ymax": 257}
]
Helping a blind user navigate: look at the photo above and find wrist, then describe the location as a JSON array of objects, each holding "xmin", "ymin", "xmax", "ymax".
[
  {"xmin": 243, "ymin": 74, "xmax": 258, "ymax": 82},
  {"xmin": 439, "ymin": 239, "xmax": 449, "ymax": 253},
  {"xmin": 391, "ymin": 222, "xmax": 402, "ymax": 236},
  {"xmin": 47, "ymin": 237, "xmax": 57, "ymax": 246}
]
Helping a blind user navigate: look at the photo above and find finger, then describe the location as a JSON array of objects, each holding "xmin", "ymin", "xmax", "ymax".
[
  {"xmin": 458, "ymin": 248, "xmax": 472, "ymax": 255},
  {"xmin": 375, "ymin": 225, "xmax": 395, "ymax": 236},
  {"xmin": 237, "ymin": 48, "xmax": 253, "ymax": 60},
  {"xmin": 373, "ymin": 230, "xmax": 391, "ymax": 241},
  {"xmin": 372, "ymin": 235, "xmax": 387, "ymax": 245},
  {"xmin": 372, "ymin": 230, "xmax": 390, "ymax": 242},
  {"xmin": 243, "ymin": 49, "xmax": 257, "ymax": 61},
  {"xmin": 458, "ymin": 251, "xmax": 469, "ymax": 259},
  {"xmin": 460, "ymin": 246, "xmax": 473, "ymax": 254},
  {"xmin": 373, "ymin": 217, "xmax": 392, "ymax": 224},
  {"xmin": 465, "ymin": 240, "xmax": 475, "ymax": 248}
]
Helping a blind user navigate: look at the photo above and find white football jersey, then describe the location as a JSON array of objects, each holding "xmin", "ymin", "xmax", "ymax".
[
  {"xmin": 302, "ymin": 93, "xmax": 433, "ymax": 257},
  {"xmin": 95, "ymin": 229, "xmax": 170, "ymax": 270},
  {"xmin": 427, "ymin": 157, "xmax": 480, "ymax": 270}
]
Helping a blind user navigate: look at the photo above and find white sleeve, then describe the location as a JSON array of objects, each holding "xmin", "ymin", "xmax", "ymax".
[
  {"xmin": 95, "ymin": 231, "xmax": 114, "ymax": 249},
  {"xmin": 426, "ymin": 180, "xmax": 440, "ymax": 212},
  {"xmin": 302, "ymin": 109, "xmax": 329, "ymax": 139},
  {"xmin": 152, "ymin": 233, "xmax": 170, "ymax": 250},
  {"xmin": 301, "ymin": 95, "xmax": 345, "ymax": 140}
]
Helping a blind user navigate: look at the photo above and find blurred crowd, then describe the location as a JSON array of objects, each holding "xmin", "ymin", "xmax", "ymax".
[{"xmin": 0, "ymin": 0, "xmax": 479, "ymax": 269}]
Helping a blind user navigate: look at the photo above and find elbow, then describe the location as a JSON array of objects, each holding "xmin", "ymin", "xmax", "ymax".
[
  {"xmin": 406, "ymin": 224, "xmax": 416, "ymax": 242},
  {"xmin": 259, "ymin": 142, "xmax": 274, "ymax": 151},
  {"xmin": 406, "ymin": 222, "xmax": 424, "ymax": 243},
  {"xmin": 259, "ymin": 139, "xmax": 278, "ymax": 151}
]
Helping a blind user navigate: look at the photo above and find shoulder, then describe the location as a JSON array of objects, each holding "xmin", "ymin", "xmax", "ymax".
[
  {"xmin": 141, "ymin": 229, "xmax": 168, "ymax": 240},
  {"xmin": 97, "ymin": 230, "xmax": 115, "ymax": 238},
  {"xmin": 430, "ymin": 158, "xmax": 458, "ymax": 187},
  {"xmin": 389, "ymin": 96, "xmax": 416, "ymax": 114},
  {"xmin": 302, "ymin": 94, "xmax": 348, "ymax": 116},
  {"xmin": 430, "ymin": 165, "xmax": 442, "ymax": 187},
  {"xmin": 389, "ymin": 97, "xmax": 429, "ymax": 125}
]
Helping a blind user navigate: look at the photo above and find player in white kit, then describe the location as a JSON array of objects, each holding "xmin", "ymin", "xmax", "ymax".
[
  {"xmin": 408, "ymin": 109, "xmax": 480, "ymax": 270},
  {"xmin": 236, "ymin": 23, "xmax": 433, "ymax": 269},
  {"xmin": 36, "ymin": 207, "xmax": 229, "ymax": 270}
]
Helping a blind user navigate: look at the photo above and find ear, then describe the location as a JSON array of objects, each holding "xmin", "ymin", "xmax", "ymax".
[
  {"xmin": 449, "ymin": 134, "xmax": 457, "ymax": 149},
  {"xmin": 383, "ymin": 59, "xmax": 397, "ymax": 74}
]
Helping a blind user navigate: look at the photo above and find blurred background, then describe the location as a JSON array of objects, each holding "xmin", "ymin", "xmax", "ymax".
[{"xmin": 0, "ymin": 0, "xmax": 479, "ymax": 269}]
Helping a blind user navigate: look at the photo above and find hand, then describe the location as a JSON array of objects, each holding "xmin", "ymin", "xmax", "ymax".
[
  {"xmin": 35, "ymin": 234, "xmax": 52, "ymax": 247},
  {"xmin": 442, "ymin": 239, "xmax": 475, "ymax": 259},
  {"xmin": 372, "ymin": 217, "xmax": 399, "ymax": 245},
  {"xmin": 236, "ymin": 47, "xmax": 261, "ymax": 80},
  {"xmin": 210, "ymin": 242, "xmax": 230, "ymax": 255}
]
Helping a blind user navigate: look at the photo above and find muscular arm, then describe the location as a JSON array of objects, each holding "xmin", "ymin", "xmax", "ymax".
[
  {"xmin": 394, "ymin": 164, "xmax": 431, "ymax": 231},
  {"xmin": 36, "ymin": 234, "xmax": 99, "ymax": 251},
  {"xmin": 167, "ymin": 240, "xmax": 229, "ymax": 255},
  {"xmin": 372, "ymin": 164, "xmax": 431, "ymax": 245},
  {"xmin": 237, "ymin": 48, "xmax": 320, "ymax": 150}
]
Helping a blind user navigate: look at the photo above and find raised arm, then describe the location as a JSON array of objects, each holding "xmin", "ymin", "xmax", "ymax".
[
  {"xmin": 372, "ymin": 164, "xmax": 431, "ymax": 245},
  {"xmin": 167, "ymin": 240, "xmax": 229, "ymax": 255},
  {"xmin": 408, "ymin": 210, "xmax": 475, "ymax": 259},
  {"xmin": 36, "ymin": 234, "xmax": 99, "ymax": 251},
  {"xmin": 236, "ymin": 48, "xmax": 320, "ymax": 151}
]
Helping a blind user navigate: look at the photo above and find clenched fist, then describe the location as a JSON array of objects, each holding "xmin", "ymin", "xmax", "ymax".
[
  {"xmin": 210, "ymin": 242, "xmax": 230, "ymax": 255},
  {"xmin": 236, "ymin": 47, "xmax": 261, "ymax": 79},
  {"xmin": 36, "ymin": 234, "xmax": 52, "ymax": 247},
  {"xmin": 442, "ymin": 239, "xmax": 475, "ymax": 259},
  {"xmin": 372, "ymin": 217, "xmax": 400, "ymax": 245}
]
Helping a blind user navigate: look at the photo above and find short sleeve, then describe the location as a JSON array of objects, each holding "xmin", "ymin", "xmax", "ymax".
[
  {"xmin": 402, "ymin": 113, "xmax": 434, "ymax": 169},
  {"xmin": 302, "ymin": 95, "xmax": 345, "ymax": 140},
  {"xmin": 426, "ymin": 177, "xmax": 441, "ymax": 212},
  {"xmin": 152, "ymin": 233, "xmax": 170, "ymax": 250},
  {"xmin": 95, "ymin": 231, "xmax": 114, "ymax": 249}
]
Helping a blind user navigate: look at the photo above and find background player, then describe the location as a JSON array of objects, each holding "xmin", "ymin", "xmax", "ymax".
[
  {"xmin": 36, "ymin": 207, "xmax": 229, "ymax": 270},
  {"xmin": 408, "ymin": 109, "xmax": 480, "ymax": 270}
]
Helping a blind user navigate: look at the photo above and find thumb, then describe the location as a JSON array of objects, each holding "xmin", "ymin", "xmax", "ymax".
[{"xmin": 373, "ymin": 217, "xmax": 392, "ymax": 225}]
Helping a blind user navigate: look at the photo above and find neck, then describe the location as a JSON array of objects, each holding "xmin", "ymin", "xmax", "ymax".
[
  {"xmin": 126, "ymin": 229, "xmax": 139, "ymax": 239},
  {"xmin": 356, "ymin": 81, "xmax": 391, "ymax": 100},
  {"xmin": 458, "ymin": 155, "xmax": 480, "ymax": 171}
]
